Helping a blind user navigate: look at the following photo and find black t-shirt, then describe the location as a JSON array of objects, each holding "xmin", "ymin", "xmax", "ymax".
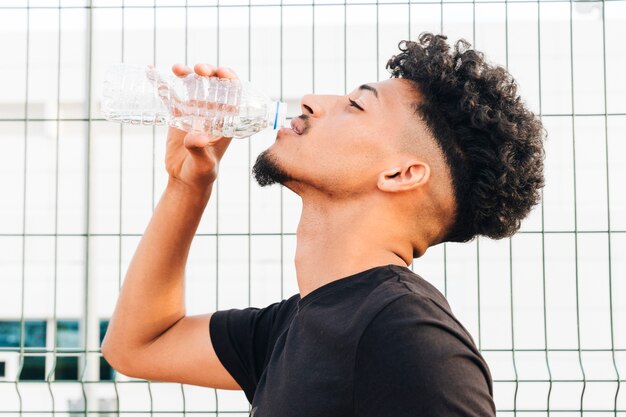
[{"xmin": 209, "ymin": 264, "xmax": 496, "ymax": 417}]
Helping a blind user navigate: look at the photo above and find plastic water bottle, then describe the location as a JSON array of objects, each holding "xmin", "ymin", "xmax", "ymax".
[{"xmin": 100, "ymin": 63, "xmax": 288, "ymax": 138}]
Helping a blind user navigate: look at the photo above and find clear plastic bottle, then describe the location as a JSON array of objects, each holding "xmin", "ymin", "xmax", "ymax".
[{"xmin": 100, "ymin": 63, "xmax": 287, "ymax": 138}]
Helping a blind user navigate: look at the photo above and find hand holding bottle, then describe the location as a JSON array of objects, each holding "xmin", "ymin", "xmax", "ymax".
[
  {"xmin": 165, "ymin": 64, "xmax": 238, "ymax": 194},
  {"xmin": 100, "ymin": 61, "xmax": 287, "ymax": 193}
]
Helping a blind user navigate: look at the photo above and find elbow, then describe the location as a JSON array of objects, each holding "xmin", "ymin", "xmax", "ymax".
[
  {"xmin": 101, "ymin": 333, "xmax": 154, "ymax": 381},
  {"xmin": 100, "ymin": 336, "xmax": 121, "ymax": 372},
  {"xmin": 101, "ymin": 335, "xmax": 134, "ymax": 378},
  {"xmin": 100, "ymin": 337, "xmax": 114, "ymax": 366},
  {"xmin": 100, "ymin": 331, "xmax": 116, "ymax": 365}
]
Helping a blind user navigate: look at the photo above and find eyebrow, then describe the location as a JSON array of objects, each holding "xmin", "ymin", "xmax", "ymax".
[{"xmin": 358, "ymin": 84, "xmax": 379, "ymax": 99}]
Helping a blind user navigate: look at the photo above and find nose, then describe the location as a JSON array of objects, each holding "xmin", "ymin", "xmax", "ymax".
[
  {"xmin": 300, "ymin": 94, "xmax": 337, "ymax": 118},
  {"xmin": 300, "ymin": 94, "xmax": 319, "ymax": 117}
]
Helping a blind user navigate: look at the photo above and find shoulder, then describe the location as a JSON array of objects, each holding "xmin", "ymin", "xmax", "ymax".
[
  {"xmin": 355, "ymin": 291, "xmax": 485, "ymax": 369},
  {"xmin": 358, "ymin": 291, "xmax": 480, "ymax": 361},
  {"xmin": 359, "ymin": 266, "xmax": 485, "ymax": 368},
  {"xmin": 377, "ymin": 264, "xmax": 454, "ymax": 313},
  {"xmin": 353, "ymin": 289, "xmax": 496, "ymax": 416},
  {"xmin": 366, "ymin": 265, "xmax": 478, "ymax": 345}
]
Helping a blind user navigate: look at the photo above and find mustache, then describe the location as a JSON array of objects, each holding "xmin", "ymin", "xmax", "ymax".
[{"xmin": 297, "ymin": 114, "xmax": 310, "ymax": 134}]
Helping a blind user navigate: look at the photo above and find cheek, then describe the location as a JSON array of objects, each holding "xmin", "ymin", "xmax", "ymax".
[
  {"xmin": 290, "ymin": 121, "xmax": 385, "ymax": 180},
  {"xmin": 337, "ymin": 129, "xmax": 388, "ymax": 166},
  {"xmin": 315, "ymin": 141, "xmax": 383, "ymax": 190}
]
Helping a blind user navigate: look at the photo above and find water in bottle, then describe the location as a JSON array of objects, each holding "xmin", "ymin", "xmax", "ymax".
[{"xmin": 101, "ymin": 63, "xmax": 288, "ymax": 138}]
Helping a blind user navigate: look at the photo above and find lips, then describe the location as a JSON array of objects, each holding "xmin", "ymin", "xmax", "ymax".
[{"xmin": 290, "ymin": 117, "xmax": 305, "ymax": 135}]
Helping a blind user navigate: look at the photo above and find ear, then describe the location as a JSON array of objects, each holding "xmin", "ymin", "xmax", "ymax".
[{"xmin": 377, "ymin": 161, "xmax": 430, "ymax": 193}]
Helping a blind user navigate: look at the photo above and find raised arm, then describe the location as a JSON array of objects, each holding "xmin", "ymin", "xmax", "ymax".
[{"xmin": 101, "ymin": 64, "xmax": 241, "ymax": 389}]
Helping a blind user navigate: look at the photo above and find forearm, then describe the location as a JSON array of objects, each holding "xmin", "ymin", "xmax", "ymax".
[{"xmin": 102, "ymin": 179, "xmax": 213, "ymax": 354}]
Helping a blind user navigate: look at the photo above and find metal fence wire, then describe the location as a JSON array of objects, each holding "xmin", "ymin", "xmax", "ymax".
[{"xmin": 0, "ymin": 0, "xmax": 625, "ymax": 415}]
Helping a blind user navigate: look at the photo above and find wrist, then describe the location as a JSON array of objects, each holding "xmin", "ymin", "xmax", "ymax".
[{"xmin": 166, "ymin": 177, "xmax": 214, "ymax": 204}]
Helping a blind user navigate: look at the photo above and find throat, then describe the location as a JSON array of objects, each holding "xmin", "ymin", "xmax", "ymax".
[
  {"xmin": 294, "ymin": 233, "xmax": 409, "ymax": 301},
  {"xmin": 294, "ymin": 197, "xmax": 412, "ymax": 301}
]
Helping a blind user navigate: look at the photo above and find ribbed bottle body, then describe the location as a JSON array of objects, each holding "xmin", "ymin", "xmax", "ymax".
[{"xmin": 101, "ymin": 64, "xmax": 287, "ymax": 138}]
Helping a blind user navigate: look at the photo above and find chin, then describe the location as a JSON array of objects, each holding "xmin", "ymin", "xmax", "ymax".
[{"xmin": 252, "ymin": 148, "xmax": 296, "ymax": 188}]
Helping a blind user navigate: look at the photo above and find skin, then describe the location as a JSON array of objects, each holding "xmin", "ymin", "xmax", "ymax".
[
  {"xmin": 254, "ymin": 77, "xmax": 456, "ymax": 297},
  {"xmin": 101, "ymin": 63, "xmax": 456, "ymax": 389}
]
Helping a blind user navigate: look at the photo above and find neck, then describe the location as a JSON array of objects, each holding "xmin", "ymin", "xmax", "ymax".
[{"xmin": 294, "ymin": 195, "xmax": 419, "ymax": 299}]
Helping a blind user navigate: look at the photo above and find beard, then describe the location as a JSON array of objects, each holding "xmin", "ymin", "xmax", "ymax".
[{"xmin": 252, "ymin": 149, "xmax": 294, "ymax": 187}]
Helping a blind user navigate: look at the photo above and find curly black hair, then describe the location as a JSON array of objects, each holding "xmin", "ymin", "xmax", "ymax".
[{"xmin": 386, "ymin": 32, "xmax": 546, "ymax": 243}]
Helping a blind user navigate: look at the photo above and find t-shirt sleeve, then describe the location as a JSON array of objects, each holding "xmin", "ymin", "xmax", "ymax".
[
  {"xmin": 209, "ymin": 296, "xmax": 296, "ymax": 404},
  {"xmin": 353, "ymin": 293, "xmax": 496, "ymax": 417}
]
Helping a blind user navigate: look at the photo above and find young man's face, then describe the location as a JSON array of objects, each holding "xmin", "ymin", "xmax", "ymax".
[{"xmin": 252, "ymin": 77, "xmax": 424, "ymax": 199}]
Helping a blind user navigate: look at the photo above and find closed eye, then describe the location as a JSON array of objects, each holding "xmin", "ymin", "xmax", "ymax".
[{"xmin": 348, "ymin": 98, "xmax": 364, "ymax": 111}]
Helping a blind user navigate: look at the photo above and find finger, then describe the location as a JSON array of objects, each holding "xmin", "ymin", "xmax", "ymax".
[
  {"xmin": 172, "ymin": 63, "xmax": 192, "ymax": 77},
  {"xmin": 210, "ymin": 135, "xmax": 233, "ymax": 160},
  {"xmin": 194, "ymin": 63, "xmax": 215, "ymax": 77},
  {"xmin": 214, "ymin": 66, "xmax": 239, "ymax": 80}
]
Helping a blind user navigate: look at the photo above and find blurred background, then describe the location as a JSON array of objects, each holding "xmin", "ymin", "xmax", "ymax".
[{"xmin": 0, "ymin": 0, "xmax": 625, "ymax": 415}]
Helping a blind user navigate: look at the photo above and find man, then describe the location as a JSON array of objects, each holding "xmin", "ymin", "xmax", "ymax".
[{"xmin": 102, "ymin": 32, "xmax": 545, "ymax": 416}]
